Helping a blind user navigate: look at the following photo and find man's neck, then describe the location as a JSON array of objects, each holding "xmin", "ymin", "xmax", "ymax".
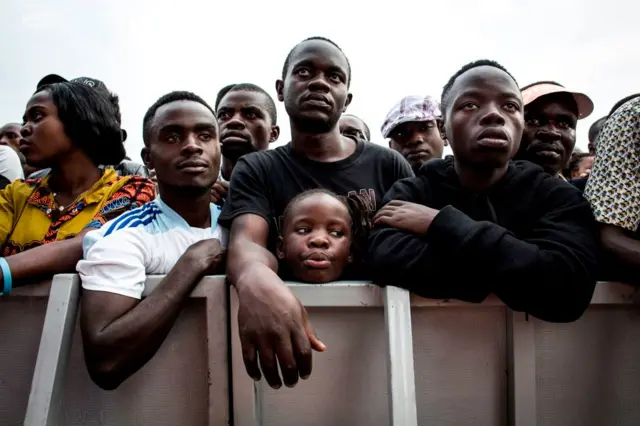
[
  {"xmin": 454, "ymin": 158, "xmax": 509, "ymax": 192},
  {"xmin": 48, "ymin": 150, "xmax": 102, "ymax": 197},
  {"xmin": 290, "ymin": 126, "xmax": 356, "ymax": 162},
  {"xmin": 158, "ymin": 186, "xmax": 212, "ymax": 228},
  {"xmin": 221, "ymin": 157, "xmax": 235, "ymax": 181}
]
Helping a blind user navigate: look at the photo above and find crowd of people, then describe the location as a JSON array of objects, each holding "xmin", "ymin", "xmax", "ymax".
[{"xmin": 0, "ymin": 36, "xmax": 638, "ymax": 391}]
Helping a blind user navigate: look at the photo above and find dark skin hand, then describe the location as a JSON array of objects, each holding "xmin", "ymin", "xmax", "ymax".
[
  {"xmin": 227, "ymin": 214, "xmax": 325, "ymax": 389},
  {"xmin": 81, "ymin": 238, "xmax": 225, "ymax": 390},
  {"xmin": 210, "ymin": 179, "xmax": 229, "ymax": 205},
  {"xmin": 600, "ymin": 224, "xmax": 640, "ymax": 273},
  {"xmin": 373, "ymin": 200, "xmax": 440, "ymax": 235},
  {"xmin": 1, "ymin": 228, "xmax": 92, "ymax": 285}
]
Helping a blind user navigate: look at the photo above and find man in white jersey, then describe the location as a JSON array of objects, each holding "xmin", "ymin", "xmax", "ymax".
[{"xmin": 77, "ymin": 91, "xmax": 227, "ymax": 390}]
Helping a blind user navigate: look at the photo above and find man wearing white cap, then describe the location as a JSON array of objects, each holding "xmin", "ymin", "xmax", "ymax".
[
  {"xmin": 517, "ymin": 81, "xmax": 594, "ymax": 179},
  {"xmin": 381, "ymin": 95, "xmax": 447, "ymax": 173}
]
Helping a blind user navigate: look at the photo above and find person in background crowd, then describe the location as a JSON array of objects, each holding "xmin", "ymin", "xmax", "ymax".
[
  {"xmin": 339, "ymin": 114, "xmax": 370, "ymax": 142},
  {"xmin": 221, "ymin": 36, "xmax": 413, "ymax": 390},
  {"xmin": 0, "ymin": 123, "xmax": 32, "ymax": 178},
  {"xmin": 588, "ymin": 116, "xmax": 607, "ymax": 155},
  {"xmin": 367, "ymin": 60, "xmax": 598, "ymax": 323},
  {"xmin": 564, "ymin": 151, "xmax": 594, "ymax": 179},
  {"xmin": 29, "ymin": 75, "xmax": 150, "ymax": 179},
  {"xmin": 210, "ymin": 83, "xmax": 280, "ymax": 204},
  {"xmin": 0, "ymin": 123, "xmax": 22, "ymax": 152},
  {"xmin": 381, "ymin": 95, "xmax": 447, "ymax": 172},
  {"xmin": 517, "ymin": 81, "xmax": 594, "ymax": 179},
  {"xmin": 276, "ymin": 189, "xmax": 370, "ymax": 283},
  {"xmin": 78, "ymin": 91, "xmax": 226, "ymax": 390},
  {"xmin": 0, "ymin": 81, "xmax": 154, "ymax": 292},
  {"xmin": 0, "ymin": 144, "xmax": 24, "ymax": 185},
  {"xmin": 585, "ymin": 95, "xmax": 640, "ymax": 284}
]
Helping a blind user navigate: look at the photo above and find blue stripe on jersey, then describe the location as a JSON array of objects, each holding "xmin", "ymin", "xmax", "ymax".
[{"xmin": 103, "ymin": 202, "xmax": 160, "ymax": 237}]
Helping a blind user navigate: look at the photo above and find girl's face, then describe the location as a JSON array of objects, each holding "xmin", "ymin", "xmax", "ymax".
[
  {"xmin": 20, "ymin": 90, "xmax": 74, "ymax": 168},
  {"xmin": 277, "ymin": 193, "xmax": 352, "ymax": 283}
]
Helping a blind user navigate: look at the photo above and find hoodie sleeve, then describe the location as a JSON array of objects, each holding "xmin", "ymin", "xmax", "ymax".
[
  {"xmin": 425, "ymin": 180, "xmax": 598, "ymax": 323},
  {"xmin": 367, "ymin": 178, "xmax": 488, "ymax": 303}
]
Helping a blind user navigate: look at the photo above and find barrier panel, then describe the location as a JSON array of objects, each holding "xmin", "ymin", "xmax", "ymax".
[
  {"xmin": 231, "ymin": 283, "xmax": 417, "ymax": 426},
  {"xmin": 23, "ymin": 275, "xmax": 229, "ymax": 426},
  {"xmin": 7, "ymin": 275, "xmax": 640, "ymax": 426},
  {"xmin": 0, "ymin": 281, "xmax": 53, "ymax": 426}
]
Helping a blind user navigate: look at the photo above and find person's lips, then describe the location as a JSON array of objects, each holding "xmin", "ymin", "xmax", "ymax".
[
  {"xmin": 176, "ymin": 158, "xmax": 209, "ymax": 173},
  {"xmin": 477, "ymin": 127, "xmax": 509, "ymax": 148},
  {"xmin": 221, "ymin": 130, "xmax": 250, "ymax": 144},
  {"xmin": 302, "ymin": 252, "xmax": 331, "ymax": 269}
]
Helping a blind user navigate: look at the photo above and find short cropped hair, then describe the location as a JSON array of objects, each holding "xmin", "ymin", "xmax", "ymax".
[
  {"xmin": 215, "ymin": 83, "xmax": 278, "ymax": 124},
  {"xmin": 441, "ymin": 59, "xmax": 518, "ymax": 110},
  {"xmin": 143, "ymin": 91, "xmax": 215, "ymax": 145},
  {"xmin": 342, "ymin": 114, "xmax": 371, "ymax": 141},
  {"xmin": 281, "ymin": 36, "xmax": 352, "ymax": 87},
  {"xmin": 36, "ymin": 82, "xmax": 125, "ymax": 166}
]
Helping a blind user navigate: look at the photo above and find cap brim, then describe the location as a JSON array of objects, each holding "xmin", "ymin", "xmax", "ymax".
[
  {"xmin": 36, "ymin": 74, "xmax": 68, "ymax": 90},
  {"xmin": 570, "ymin": 92, "xmax": 594, "ymax": 120}
]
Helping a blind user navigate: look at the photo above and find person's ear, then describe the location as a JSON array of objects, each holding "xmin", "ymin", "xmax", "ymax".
[
  {"xmin": 343, "ymin": 93, "xmax": 353, "ymax": 113},
  {"xmin": 276, "ymin": 236, "xmax": 285, "ymax": 260},
  {"xmin": 141, "ymin": 146, "xmax": 153, "ymax": 170},
  {"xmin": 269, "ymin": 125, "xmax": 280, "ymax": 143},
  {"xmin": 275, "ymin": 80, "xmax": 285, "ymax": 102},
  {"xmin": 437, "ymin": 118, "xmax": 448, "ymax": 146},
  {"xmin": 121, "ymin": 129, "xmax": 128, "ymax": 143}
]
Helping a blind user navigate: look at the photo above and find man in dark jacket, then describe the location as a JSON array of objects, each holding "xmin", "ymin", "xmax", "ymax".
[{"xmin": 367, "ymin": 60, "xmax": 599, "ymax": 323}]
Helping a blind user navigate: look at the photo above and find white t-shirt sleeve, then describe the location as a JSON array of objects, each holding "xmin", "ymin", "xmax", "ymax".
[
  {"xmin": 0, "ymin": 146, "xmax": 24, "ymax": 181},
  {"xmin": 77, "ymin": 228, "xmax": 148, "ymax": 299}
]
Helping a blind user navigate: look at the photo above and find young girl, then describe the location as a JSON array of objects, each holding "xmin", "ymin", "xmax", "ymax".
[{"xmin": 276, "ymin": 189, "xmax": 371, "ymax": 283}]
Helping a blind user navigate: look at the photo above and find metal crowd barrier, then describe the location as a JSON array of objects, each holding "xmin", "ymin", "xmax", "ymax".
[{"xmin": 0, "ymin": 276, "xmax": 637, "ymax": 426}]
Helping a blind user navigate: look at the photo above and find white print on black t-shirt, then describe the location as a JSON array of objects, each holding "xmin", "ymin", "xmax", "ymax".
[{"xmin": 274, "ymin": 188, "xmax": 376, "ymax": 237}]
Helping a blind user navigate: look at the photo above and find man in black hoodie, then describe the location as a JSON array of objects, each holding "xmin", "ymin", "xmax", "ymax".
[{"xmin": 367, "ymin": 60, "xmax": 598, "ymax": 323}]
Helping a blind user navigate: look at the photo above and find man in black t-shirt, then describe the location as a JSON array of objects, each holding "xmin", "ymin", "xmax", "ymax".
[{"xmin": 220, "ymin": 36, "xmax": 413, "ymax": 391}]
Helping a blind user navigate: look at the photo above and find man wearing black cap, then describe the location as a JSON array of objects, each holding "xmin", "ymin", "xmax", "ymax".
[{"xmin": 32, "ymin": 74, "xmax": 149, "ymax": 178}]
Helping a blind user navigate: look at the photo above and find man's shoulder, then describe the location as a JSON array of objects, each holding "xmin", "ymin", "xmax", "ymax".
[
  {"xmin": 361, "ymin": 142, "xmax": 405, "ymax": 162},
  {"xmin": 240, "ymin": 144, "xmax": 291, "ymax": 167},
  {"xmin": 98, "ymin": 200, "xmax": 163, "ymax": 238}
]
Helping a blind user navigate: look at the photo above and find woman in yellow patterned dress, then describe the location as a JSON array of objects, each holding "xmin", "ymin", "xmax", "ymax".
[{"xmin": 0, "ymin": 81, "xmax": 155, "ymax": 293}]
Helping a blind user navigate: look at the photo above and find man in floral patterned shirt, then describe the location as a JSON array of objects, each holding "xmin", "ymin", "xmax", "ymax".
[{"xmin": 585, "ymin": 95, "xmax": 640, "ymax": 282}]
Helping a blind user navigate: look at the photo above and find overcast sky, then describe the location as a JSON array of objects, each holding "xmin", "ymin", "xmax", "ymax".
[{"xmin": 2, "ymin": 0, "xmax": 639, "ymax": 161}]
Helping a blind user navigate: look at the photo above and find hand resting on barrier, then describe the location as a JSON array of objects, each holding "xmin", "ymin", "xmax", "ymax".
[{"xmin": 227, "ymin": 213, "xmax": 326, "ymax": 389}]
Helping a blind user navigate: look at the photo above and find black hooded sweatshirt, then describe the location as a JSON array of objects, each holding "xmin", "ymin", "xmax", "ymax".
[{"xmin": 367, "ymin": 156, "xmax": 599, "ymax": 323}]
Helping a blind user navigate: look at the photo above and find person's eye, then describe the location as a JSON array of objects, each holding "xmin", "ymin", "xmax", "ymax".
[
  {"xmin": 245, "ymin": 111, "xmax": 257, "ymax": 119},
  {"xmin": 461, "ymin": 102, "xmax": 478, "ymax": 110},
  {"xmin": 330, "ymin": 229, "xmax": 345, "ymax": 237},
  {"xmin": 504, "ymin": 102, "xmax": 519, "ymax": 111},
  {"xmin": 167, "ymin": 134, "xmax": 181, "ymax": 143},
  {"xmin": 526, "ymin": 117, "xmax": 541, "ymax": 126},
  {"xmin": 296, "ymin": 227, "xmax": 311, "ymax": 234},
  {"xmin": 199, "ymin": 133, "xmax": 213, "ymax": 141},
  {"xmin": 295, "ymin": 68, "xmax": 310, "ymax": 77}
]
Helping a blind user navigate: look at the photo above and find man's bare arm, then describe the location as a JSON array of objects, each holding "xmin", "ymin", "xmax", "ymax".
[
  {"xmin": 81, "ymin": 239, "xmax": 224, "ymax": 390},
  {"xmin": 600, "ymin": 224, "xmax": 640, "ymax": 273}
]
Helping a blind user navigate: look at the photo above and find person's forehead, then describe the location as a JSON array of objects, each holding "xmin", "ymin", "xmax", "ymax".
[
  {"xmin": 291, "ymin": 193, "xmax": 348, "ymax": 215},
  {"xmin": 219, "ymin": 90, "xmax": 270, "ymax": 111},
  {"xmin": 26, "ymin": 90, "xmax": 53, "ymax": 108},
  {"xmin": 289, "ymin": 40, "xmax": 348, "ymax": 73},
  {"xmin": 452, "ymin": 66, "xmax": 519, "ymax": 99},
  {"xmin": 340, "ymin": 115, "xmax": 363, "ymax": 129},
  {"xmin": 154, "ymin": 100, "xmax": 216, "ymax": 129},
  {"xmin": 1, "ymin": 123, "xmax": 21, "ymax": 133}
]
